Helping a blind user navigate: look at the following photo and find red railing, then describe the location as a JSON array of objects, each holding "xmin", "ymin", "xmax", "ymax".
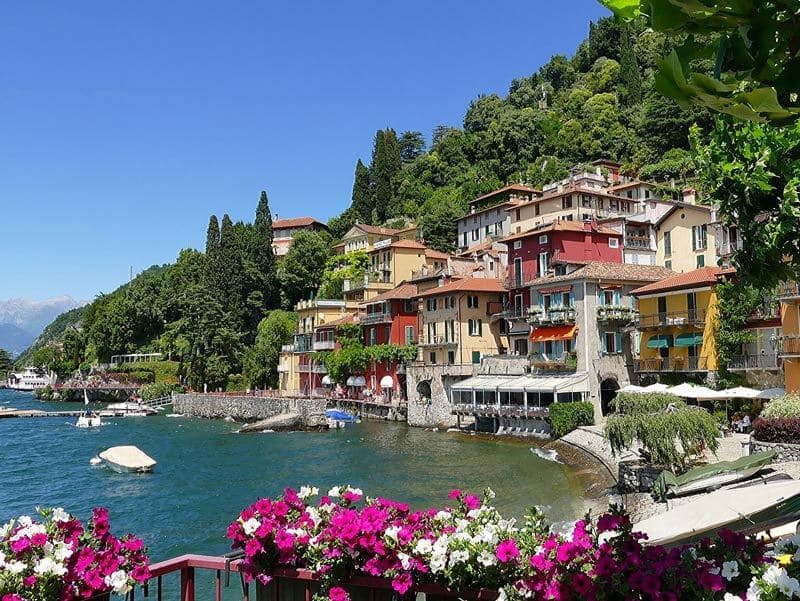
[{"xmin": 142, "ymin": 554, "xmax": 498, "ymax": 601}]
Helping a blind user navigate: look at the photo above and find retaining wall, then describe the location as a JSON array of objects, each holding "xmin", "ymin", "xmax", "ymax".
[
  {"xmin": 173, "ymin": 393, "xmax": 326, "ymax": 422},
  {"xmin": 750, "ymin": 439, "xmax": 800, "ymax": 463}
]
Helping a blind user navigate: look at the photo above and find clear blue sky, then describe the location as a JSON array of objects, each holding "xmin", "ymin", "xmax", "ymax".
[{"xmin": 0, "ymin": 0, "xmax": 609, "ymax": 301}]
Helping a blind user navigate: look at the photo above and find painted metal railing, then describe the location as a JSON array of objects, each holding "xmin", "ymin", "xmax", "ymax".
[
  {"xmin": 635, "ymin": 309, "xmax": 706, "ymax": 329},
  {"xmin": 728, "ymin": 354, "xmax": 781, "ymax": 370},
  {"xmin": 778, "ymin": 336, "xmax": 800, "ymax": 357},
  {"xmin": 634, "ymin": 356, "xmax": 709, "ymax": 372},
  {"xmin": 140, "ymin": 554, "xmax": 497, "ymax": 601}
]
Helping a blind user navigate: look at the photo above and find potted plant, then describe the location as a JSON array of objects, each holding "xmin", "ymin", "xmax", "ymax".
[{"xmin": 0, "ymin": 507, "xmax": 150, "ymax": 601}]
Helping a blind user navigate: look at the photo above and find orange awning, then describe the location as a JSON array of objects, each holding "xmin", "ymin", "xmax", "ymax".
[{"xmin": 529, "ymin": 325, "xmax": 577, "ymax": 342}]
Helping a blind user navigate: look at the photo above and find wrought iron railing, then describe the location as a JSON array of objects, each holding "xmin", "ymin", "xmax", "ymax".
[
  {"xmin": 634, "ymin": 356, "xmax": 709, "ymax": 372},
  {"xmin": 360, "ymin": 311, "xmax": 392, "ymax": 325},
  {"xmin": 777, "ymin": 282, "xmax": 800, "ymax": 299},
  {"xmin": 728, "ymin": 354, "xmax": 781, "ymax": 370},
  {"xmin": 451, "ymin": 404, "xmax": 550, "ymax": 418},
  {"xmin": 778, "ymin": 336, "xmax": 800, "ymax": 357},
  {"xmin": 596, "ymin": 305, "xmax": 637, "ymax": 321},
  {"xmin": 636, "ymin": 309, "xmax": 706, "ymax": 328},
  {"xmin": 528, "ymin": 306, "xmax": 577, "ymax": 325}
]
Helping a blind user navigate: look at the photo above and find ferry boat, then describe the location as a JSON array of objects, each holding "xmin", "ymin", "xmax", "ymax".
[{"xmin": 7, "ymin": 367, "xmax": 50, "ymax": 392}]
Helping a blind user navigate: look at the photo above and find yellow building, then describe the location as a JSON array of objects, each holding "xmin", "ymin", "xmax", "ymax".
[
  {"xmin": 654, "ymin": 203, "xmax": 716, "ymax": 272},
  {"xmin": 416, "ymin": 277, "xmax": 506, "ymax": 365},
  {"xmin": 333, "ymin": 223, "xmax": 418, "ymax": 255},
  {"xmin": 630, "ymin": 267, "xmax": 723, "ymax": 378},
  {"xmin": 779, "ymin": 283, "xmax": 800, "ymax": 393}
]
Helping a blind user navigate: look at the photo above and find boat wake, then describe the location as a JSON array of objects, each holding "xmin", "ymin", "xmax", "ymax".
[
  {"xmin": 531, "ymin": 447, "xmax": 561, "ymax": 463},
  {"xmin": 89, "ymin": 456, "xmax": 102, "ymax": 466}
]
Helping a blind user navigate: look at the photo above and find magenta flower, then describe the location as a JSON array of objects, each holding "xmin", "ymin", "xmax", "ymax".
[
  {"xmin": 495, "ymin": 539, "xmax": 520, "ymax": 563},
  {"xmin": 328, "ymin": 586, "xmax": 350, "ymax": 601},
  {"xmin": 3, "ymin": 594, "xmax": 27, "ymax": 601},
  {"xmin": 463, "ymin": 495, "xmax": 480, "ymax": 510},
  {"xmin": 392, "ymin": 573, "xmax": 413, "ymax": 595},
  {"xmin": 447, "ymin": 489, "xmax": 462, "ymax": 500}
]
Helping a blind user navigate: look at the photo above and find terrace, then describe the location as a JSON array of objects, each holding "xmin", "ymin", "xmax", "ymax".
[
  {"xmin": 634, "ymin": 356, "xmax": 710, "ymax": 372},
  {"xmin": 636, "ymin": 308, "xmax": 706, "ymax": 329},
  {"xmin": 528, "ymin": 305, "xmax": 577, "ymax": 325},
  {"xmin": 727, "ymin": 354, "xmax": 781, "ymax": 371}
]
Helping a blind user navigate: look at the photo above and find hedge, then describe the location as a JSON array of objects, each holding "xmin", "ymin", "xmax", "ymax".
[
  {"xmin": 760, "ymin": 394, "xmax": 800, "ymax": 419},
  {"xmin": 753, "ymin": 417, "xmax": 800, "ymax": 443},
  {"xmin": 549, "ymin": 401, "xmax": 594, "ymax": 438}
]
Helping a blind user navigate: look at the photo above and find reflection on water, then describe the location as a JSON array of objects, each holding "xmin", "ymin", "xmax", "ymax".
[{"xmin": 0, "ymin": 390, "xmax": 585, "ymax": 560}]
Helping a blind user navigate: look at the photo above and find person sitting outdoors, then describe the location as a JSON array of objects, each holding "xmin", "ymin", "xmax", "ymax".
[{"xmin": 734, "ymin": 414, "xmax": 752, "ymax": 433}]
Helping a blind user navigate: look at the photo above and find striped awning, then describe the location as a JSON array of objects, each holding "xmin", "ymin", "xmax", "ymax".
[
  {"xmin": 529, "ymin": 325, "xmax": 577, "ymax": 342},
  {"xmin": 675, "ymin": 333, "xmax": 703, "ymax": 347},
  {"xmin": 646, "ymin": 334, "xmax": 673, "ymax": 349}
]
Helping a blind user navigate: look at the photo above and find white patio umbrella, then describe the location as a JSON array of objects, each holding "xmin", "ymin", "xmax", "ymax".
[
  {"xmin": 757, "ymin": 387, "xmax": 785, "ymax": 399},
  {"xmin": 665, "ymin": 383, "xmax": 710, "ymax": 398},
  {"xmin": 641, "ymin": 383, "xmax": 671, "ymax": 393},
  {"xmin": 618, "ymin": 384, "xmax": 645, "ymax": 393},
  {"xmin": 720, "ymin": 386, "xmax": 760, "ymax": 399}
]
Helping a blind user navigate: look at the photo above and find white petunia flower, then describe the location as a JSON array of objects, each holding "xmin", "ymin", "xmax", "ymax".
[
  {"xmin": 723, "ymin": 594, "xmax": 743, "ymax": 601},
  {"xmin": 17, "ymin": 516, "xmax": 32, "ymax": 528},
  {"xmin": 104, "ymin": 569, "xmax": 132, "ymax": 595},
  {"xmin": 429, "ymin": 554, "xmax": 446, "ymax": 574},
  {"xmin": 598, "ymin": 530, "xmax": 620, "ymax": 546},
  {"xmin": 397, "ymin": 552, "xmax": 411, "ymax": 570},
  {"xmin": 478, "ymin": 550, "xmax": 496, "ymax": 567},
  {"xmin": 35, "ymin": 557, "xmax": 67, "ymax": 577},
  {"xmin": 414, "ymin": 538, "xmax": 433, "ymax": 555},
  {"xmin": 298, "ymin": 486, "xmax": 319, "ymax": 500},
  {"xmin": 384, "ymin": 526, "xmax": 400, "ymax": 542},
  {"xmin": 53, "ymin": 542, "xmax": 73, "ymax": 561},
  {"xmin": 435, "ymin": 510, "xmax": 451, "ymax": 521},
  {"xmin": 0, "ymin": 522, "xmax": 11, "ymax": 539},
  {"xmin": 746, "ymin": 577, "xmax": 762, "ymax": 601},
  {"xmin": 51, "ymin": 508, "xmax": 70, "ymax": 523},
  {"xmin": 722, "ymin": 560, "xmax": 740, "ymax": 581},
  {"xmin": 345, "ymin": 486, "xmax": 363, "ymax": 496},
  {"xmin": 762, "ymin": 565, "xmax": 800, "ymax": 598},
  {"xmin": 241, "ymin": 518, "xmax": 261, "ymax": 536},
  {"xmin": 6, "ymin": 560, "xmax": 26, "ymax": 574},
  {"xmin": 449, "ymin": 549, "xmax": 470, "ymax": 566},
  {"xmin": 327, "ymin": 486, "xmax": 341, "ymax": 498}
]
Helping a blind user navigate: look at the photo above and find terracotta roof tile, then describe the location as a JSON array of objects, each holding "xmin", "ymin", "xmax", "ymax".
[
  {"xmin": 317, "ymin": 314, "xmax": 355, "ymax": 329},
  {"xmin": 272, "ymin": 217, "xmax": 326, "ymax": 229},
  {"xmin": 361, "ymin": 283, "xmax": 418, "ymax": 306},
  {"xmin": 503, "ymin": 220, "xmax": 621, "ymax": 241},
  {"xmin": 416, "ymin": 277, "xmax": 506, "ymax": 297},
  {"xmin": 630, "ymin": 266, "xmax": 724, "ymax": 296},
  {"xmin": 425, "ymin": 248, "xmax": 450, "ymax": 260},
  {"xmin": 388, "ymin": 239, "xmax": 427, "ymax": 250},
  {"xmin": 356, "ymin": 224, "xmax": 400, "ymax": 236},
  {"xmin": 470, "ymin": 184, "xmax": 540, "ymax": 206},
  {"xmin": 526, "ymin": 262, "xmax": 676, "ymax": 288}
]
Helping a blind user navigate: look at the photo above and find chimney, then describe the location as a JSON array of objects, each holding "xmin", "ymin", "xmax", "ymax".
[{"xmin": 682, "ymin": 187, "xmax": 696, "ymax": 204}]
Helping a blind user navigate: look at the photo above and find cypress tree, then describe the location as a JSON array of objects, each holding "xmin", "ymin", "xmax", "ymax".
[
  {"xmin": 253, "ymin": 191, "xmax": 278, "ymax": 309},
  {"xmin": 204, "ymin": 215, "xmax": 222, "ymax": 296},
  {"xmin": 619, "ymin": 22, "xmax": 642, "ymax": 105},
  {"xmin": 370, "ymin": 128, "xmax": 401, "ymax": 223},
  {"xmin": 219, "ymin": 214, "xmax": 244, "ymax": 319},
  {"xmin": 350, "ymin": 160, "xmax": 372, "ymax": 224}
]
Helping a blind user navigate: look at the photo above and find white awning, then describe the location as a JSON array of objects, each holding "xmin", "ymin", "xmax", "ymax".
[
  {"xmin": 353, "ymin": 376, "xmax": 366, "ymax": 387},
  {"xmin": 718, "ymin": 386, "xmax": 760, "ymax": 399},
  {"xmin": 618, "ymin": 384, "xmax": 645, "ymax": 393},
  {"xmin": 757, "ymin": 387, "xmax": 785, "ymax": 399},
  {"xmin": 451, "ymin": 373, "xmax": 589, "ymax": 394},
  {"xmin": 380, "ymin": 375, "xmax": 394, "ymax": 388},
  {"xmin": 321, "ymin": 375, "xmax": 332, "ymax": 385},
  {"xmin": 346, "ymin": 376, "xmax": 356, "ymax": 386},
  {"xmin": 666, "ymin": 383, "xmax": 724, "ymax": 399}
]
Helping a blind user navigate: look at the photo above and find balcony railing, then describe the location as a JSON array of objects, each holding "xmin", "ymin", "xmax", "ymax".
[
  {"xmin": 778, "ymin": 336, "xmax": 800, "ymax": 357},
  {"xmin": 634, "ymin": 356, "xmax": 709, "ymax": 372},
  {"xmin": 527, "ymin": 306, "xmax": 577, "ymax": 325},
  {"xmin": 596, "ymin": 305, "xmax": 637, "ymax": 322},
  {"xmin": 312, "ymin": 340, "xmax": 335, "ymax": 351},
  {"xmin": 717, "ymin": 240, "xmax": 740, "ymax": 257},
  {"xmin": 418, "ymin": 335, "xmax": 457, "ymax": 347},
  {"xmin": 141, "ymin": 553, "xmax": 496, "ymax": 601},
  {"xmin": 491, "ymin": 305, "xmax": 528, "ymax": 320},
  {"xmin": 360, "ymin": 311, "xmax": 393, "ymax": 325},
  {"xmin": 452, "ymin": 403, "xmax": 550, "ymax": 418},
  {"xmin": 728, "ymin": 354, "xmax": 781, "ymax": 370},
  {"xmin": 777, "ymin": 282, "xmax": 800, "ymax": 299},
  {"xmin": 636, "ymin": 309, "xmax": 706, "ymax": 329},
  {"xmin": 625, "ymin": 236, "xmax": 652, "ymax": 250},
  {"xmin": 343, "ymin": 273, "xmax": 387, "ymax": 292}
]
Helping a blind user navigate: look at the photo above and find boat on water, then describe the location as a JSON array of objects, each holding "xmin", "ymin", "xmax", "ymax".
[
  {"xmin": 326, "ymin": 408, "xmax": 358, "ymax": 429},
  {"xmin": 76, "ymin": 412, "xmax": 101, "ymax": 428},
  {"xmin": 97, "ymin": 446, "xmax": 157, "ymax": 473},
  {"xmin": 99, "ymin": 402, "xmax": 158, "ymax": 417},
  {"xmin": 6, "ymin": 367, "xmax": 50, "ymax": 392},
  {"xmin": 635, "ymin": 479, "xmax": 800, "ymax": 546},
  {"xmin": 652, "ymin": 450, "xmax": 777, "ymax": 500}
]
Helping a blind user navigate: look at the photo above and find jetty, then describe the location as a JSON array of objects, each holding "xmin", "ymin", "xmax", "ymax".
[{"xmin": 0, "ymin": 409, "xmax": 87, "ymax": 419}]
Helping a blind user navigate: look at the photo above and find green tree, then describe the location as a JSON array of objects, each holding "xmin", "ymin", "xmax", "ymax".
[
  {"xmin": 204, "ymin": 215, "xmax": 222, "ymax": 296},
  {"xmin": 279, "ymin": 231, "xmax": 333, "ymax": 309},
  {"xmin": 252, "ymin": 191, "xmax": 278, "ymax": 309},
  {"xmin": 618, "ymin": 22, "xmax": 642, "ymax": 105},
  {"xmin": 319, "ymin": 251, "xmax": 369, "ymax": 299},
  {"xmin": 418, "ymin": 188, "xmax": 464, "ymax": 253},
  {"xmin": 370, "ymin": 128, "xmax": 402, "ymax": 223},
  {"xmin": 218, "ymin": 214, "xmax": 244, "ymax": 318},
  {"xmin": 398, "ymin": 131, "xmax": 426, "ymax": 164},
  {"xmin": 0, "ymin": 348, "xmax": 12, "ymax": 376},
  {"xmin": 243, "ymin": 310, "xmax": 298, "ymax": 389},
  {"xmin": 350, "ymin": 160, "xmax": 373, "ymax": 224},
  {"xmin": 327, "ymin": 207, "xmax": 359, "ymax": 241},
  {"xmin": 715, "ymin": 280, "xmax": 766, "ymax": 382}
]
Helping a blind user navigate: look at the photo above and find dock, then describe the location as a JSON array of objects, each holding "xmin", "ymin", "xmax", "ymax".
[{"xmin": 0, "ymin": 409, "xmax": 88, "ymax": 419}]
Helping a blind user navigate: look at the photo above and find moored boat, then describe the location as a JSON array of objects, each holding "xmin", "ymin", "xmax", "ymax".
[
  {"xmin": 76, "ymin": 412, "xmax": 101, "ymax": 428},
  {"xmin": 100, "ymin": 402, "xmax": 158, "ymax": 417},
  {"xmin": 7, "ymin": 367, "xmax": 50, "ymax": 392},
  {"xmin": 97, "ymin": 446, "xmax": 157, "ymax": 473}
]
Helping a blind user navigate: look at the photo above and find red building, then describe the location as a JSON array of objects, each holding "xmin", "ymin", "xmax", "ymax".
[
  {"xmin": 299, "ymin": 314, "xmax": 355, "ymax": 395},
  {"xmin": 496, "ymin": 221, "xmax": 623, "ymax": 355},
  {"xmin": 360, "ymin": 283, "xmax": 418, "ymax": 401}
]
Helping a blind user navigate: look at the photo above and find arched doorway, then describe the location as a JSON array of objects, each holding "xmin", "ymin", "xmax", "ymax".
[
  {"xmin": 416, "ymin": 380, "xmax": 432, "ymax": 404},
  {"xmin": 600, "ymin": 378, "xmax": 620, "ymax": 416}
]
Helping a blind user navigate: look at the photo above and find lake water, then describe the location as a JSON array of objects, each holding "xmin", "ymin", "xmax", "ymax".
[{"xmin": 0, "ymin": 389, "xmax": 585, "ymax": 561}]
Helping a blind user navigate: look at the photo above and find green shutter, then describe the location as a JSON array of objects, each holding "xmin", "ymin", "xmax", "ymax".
[
  {"xmin": 601, "ymin": 332, "xmax": 608, "ymax": 353},
  {"xmin": 478, "ymin": 319, "xmax": 483, "ymax": 336},
  {"xmin": 472, "ymin": 351, "xmax": 481, "ymax": 364},
  {"xmin": 692, "ymin": 227, "xmax": 697, "ymax": 250},
  {"xmin": 615, "ymin": 332, "xmax": 623, "ymax": 353}
]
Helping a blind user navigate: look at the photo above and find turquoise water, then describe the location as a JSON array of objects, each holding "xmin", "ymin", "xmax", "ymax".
[{"xmin": 0, "ymin": 389, "xmax": 583, "ymax": 561}]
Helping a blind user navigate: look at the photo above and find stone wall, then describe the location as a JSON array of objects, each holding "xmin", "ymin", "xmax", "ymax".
[
  {"xmin": 173, "ymin": 393, "xmax": 326, "ymax": 422},
  {"xmin": 617, "ymin": 460, "xmax": 662, "ymax": 493},
  {"xmin": 405, "ymin": 363, "xmax": 479, "ymax": 428},
  {"xmin": 743, "ymin": 370, "xmax": 785, "ymax": 390},
  {"xmin": 750, "ymin": 439, "xmax": 800, "ymax": 463}
]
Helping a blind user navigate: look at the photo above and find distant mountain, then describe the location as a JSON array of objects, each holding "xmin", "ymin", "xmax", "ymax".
[{"xmin": 0, "ymin": 296, "xmax": 85, "ymax": 356}]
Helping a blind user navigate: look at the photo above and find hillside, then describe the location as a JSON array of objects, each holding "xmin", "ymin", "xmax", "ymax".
[{"xmin": 0, "ymin": 295, "xmax": 84, "ymax": 355}]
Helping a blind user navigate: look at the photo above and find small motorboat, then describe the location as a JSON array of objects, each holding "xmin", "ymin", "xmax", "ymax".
[
  {"xmin": 635, "ymin": 480, "xmax": 800, "ymax": 546},
  {"xmin": 326, "ymin": 408, "xmax": 357, "ymax": 429},
  {"xmin": 97, "ymin": 446, "xmax": 157, "ymax": 473},
  {"xmin": 76, "ymin": 412, "xmax": 101, "ymax": 428}
]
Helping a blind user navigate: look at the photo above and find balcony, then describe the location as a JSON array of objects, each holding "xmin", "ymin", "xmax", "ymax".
[
  {"xmin": 280, "ymin": 344, "xmax": 296, "ymax": 353},
  {"xmin": 452, "ymin": 403, "xmax": 550, "ymax": 419},
  {"xmin": 312, "ymin": 340, "xmax": 335, "ymax": 351},
  {"xmin": 636, "ymin": 309, "xmax": 706, "ymax": 329},
  {"xmin": 778, "ymin": 336, "xmax": 800, "ymax": 357},
  {"xmin": 527, "ymin": 306, "xmax": 577, "ymax": 325},
  {"xmin": 728, "ymin": 354, "xmax": 781, "ymax": 371},
  {"xmin": 777, "ymin": 282, "xmax": 800, "ymax": 300},
  {"xmin": 490, "ymin": 304, "xmax": 528, "ymax": 320},
  {"xmin": 596, "ymin": 305, "xmax": 637, "ymax": 322},
  {"xmin": 717, "ymin": 240, "xmax": 740, "ymax": 257},
  {"xmin": 418, "ymin": 335, "xmax": 457, "ymax": 347},
  {"xmin": 298, "ymin": 359, "xmax": 327, "ymax": 373},
  {"xmin": 360, "ymin": 311, "xmax": 392, "ymax": 325},
  {"xmin": 625, "ymin": 236, "xmax": 652, "ymax": 250},
  {"xmin": 529, "ymin": 352, "xmax": 578, "ymax": 374},
  {"xmin": 343, "ymin": 273, "xmax": 389, "ymax": 292},
  {"xmin": 634, "ymin": 356, "xmax": 709, "ymax": 372}
]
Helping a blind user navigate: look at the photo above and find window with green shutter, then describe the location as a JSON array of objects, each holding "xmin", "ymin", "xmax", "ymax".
[{"xmin": 472, "ymin": 351, "xmax": 481, "ymax": 364}]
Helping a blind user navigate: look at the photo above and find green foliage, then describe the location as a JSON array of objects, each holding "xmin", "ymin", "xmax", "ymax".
[
  {"xmin": 417, "ymin": 188, "xmax": 464, "ymax": 253},
  {"xmin": 15, "ymin": 306, "xmax": 87, "ymax": 367},
  {"xmin": 139, "ymin": 381, "xmax": 177, "ymax": 400},
  {"xmin": 549, "ymin": 402, "xmax": 595, "ymax": 438},
  {"xmin": 319, "ymin": 251, "xmax": 369, "ymax": 299},
  {"xmin": 350, "ymin": 160, "xmax": 373, "ymax": 224},
  {"xmin": 761, "ymin": 394, "xmax": 800, "ymax": 419},
  {"xmin": 225, "ymin": 374, "xmax": 246, "ymax": 392},
  {"xmin": 279, "ymin": 231, "xmax": 333, "ymax": 309},
  {"xmin": 398, "ymin": 131, "xmax": 426, "ymax": 164},
  {"xmin": 111, "ymin": 360, "xmax": 180, "ymax": 384},
  {"xmin": 601, "ymin": 0, "xmax": 800, "ymax": 123},
  {"xmin": 371, "ymin": 129, "xmax": 402, "ymax": 222},
  {"xmin": 715, "ymin": 280, "xmax": 766, "ymax": 374},
  {"xmin": 243, "ymin": 310, "xmax": 298, "ymax": 389},
  {"xmin": 605, "ymin": 393, "xmax": 720, "ymax": 472},
  {"xmin": 0, "ymin": 348, "xmax": 11, "ymax": 375},
  {"xmin": 693, "ymin": 120, "xmax": 800, "ymax": 289}
]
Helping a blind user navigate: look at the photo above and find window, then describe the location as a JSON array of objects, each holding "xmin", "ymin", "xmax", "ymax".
[
  {"xmin": 582, "ymin": 195, "xmax": 592, "ymax": 208},
  {"xmin": 369, "ymin": 328, "xmax": 377, "ymax": 346},
  {"xmin": 449, "ymin": 320, "xmax": 455, "ymax": 342},
  {"xmin": 602, "ymin": 289, "xmax": 615, "ymax": 305},
  {"xmin": 539, "ymin": 234, "xmax": 548, "ymax": 244},
  {"xmin": 534, "ymin": 204, "xmax": 540, "ymax": 216},
  {"xmin": 467, "ymin": 295, "xmax": 479, "ymax": 309},
  {"xmin": 538, "ymin": 252, "xmax": 549, "ymax": 277},
  {"xmin": 468, "ymin": 319, "xmax": 483, "ymax": 336},
  {"xmin": 472, "ymin": 228, "xmax": 479, "ymax": 241},
  {"xmin": 472, "ymin": 351, "xmax": 481, "ymax": 364},
  {"xmin": 692, "ymin": 224, "xmax": 708, "ymax": 250},
  {"xmin": 562, "ymin": 196, "xmax": 573, "ymax": 209},
  {"xmin": 664, "ymin": 231, "xmax": 672, "ymax": 256},
  {"xmin": 565, "ymin": 214, "xmax": 573, "ymax": 221},
  {"xmin": 485, "ymin": 225, "xmax": 490, "ymax": 236},
  {"xmin": 664, "ymin": 260, "xmax": 672, "ymax": 269},
  {"xmin": 429, "ymin": 352, "xmax": 437, "ymax": 364},
  {"xmin": 515, "ymin": 209, "xmax": 521, "ymax": 220},
  {"xmin": 603, "ymin": 331, "xmax": 623, "ymax": 354},
  {"xmin": 645, "ymin": 189, "xmax": 651, "ymax": 199},
  {"xmin": 513, "ymin": 240, "xmax": 522, "ymax": 250},
  {"xmin": 404, "ymin": 299, "xmax": 414, "ymax": 312},
  {"xmin": 447, "ymin": 350, "xmax": 455, "ymax": 364},
  {"xmin": 488, "ymin": 261, "xmax": 494, "ymax": 272},
  {"xmin": 496, "ymin": 222, "xmax": 503, "ymax": 235},
  {"xmin": 696, "ymin": 254, "xmax": 705, "ymax": 268},
  {"xmin": 609, "ymin": 237, "xmax": 619, "ymax": 248},
  {"xmin": 462, "ymin": 232, "xmax": 468, "ymax": 247},
  {"xmin": 405, "ymin": 326, "xmax": 415, "ymax": 346},
  {"xmin": 426, "ymin": 298, "xmax": 437, "ymax": 311},
  {"xmin": 627, "ymin": 190, "xmax": 633, "ymax": 199},
  {"xmin": 499, "ymin": 319, "xmax": 507, "ymax": 334}
]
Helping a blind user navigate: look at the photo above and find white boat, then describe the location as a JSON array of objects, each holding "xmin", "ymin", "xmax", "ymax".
[
  {"xmin": 76, "ymin": 412, "xmax": 101, "ymax": 428},
  {"xmin": 635, "ymin": 480, "xmax": 800, "ymax": 546},
  {"xmin": 7, "ymin": 367, "xmax": 50, "ymax": 391},
  {"xmin": 100, "ymin": 402, "xmax": 158, "ymax": 417},
  {"xmin": 97, "ymin": 446, "xmax": 157, "ymax": 473}
]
